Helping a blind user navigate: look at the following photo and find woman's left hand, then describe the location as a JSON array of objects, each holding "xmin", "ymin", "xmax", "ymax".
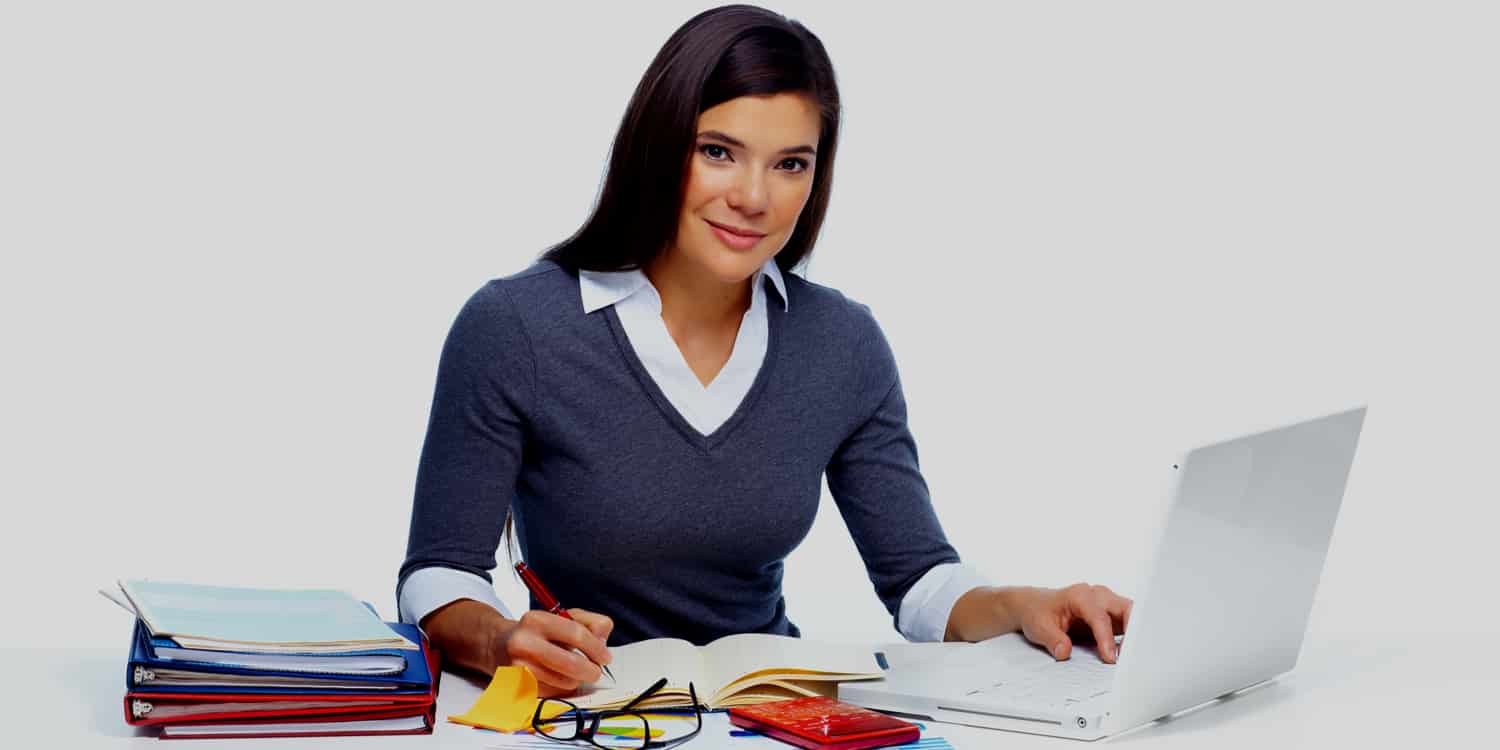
[
  {"xmin": 947, "ymin": 583, "xmax": 1133, "ymax": 663},
  {"xmin": 1016, "ymin": 584, "xmax": 1132, "ymax": 663}
]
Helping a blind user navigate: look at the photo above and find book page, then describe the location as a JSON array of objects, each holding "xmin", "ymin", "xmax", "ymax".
[
  {"xmin": 567, "ymin": 637, "xmax": 703, "ymax": 710},
  {"xmin": 713, "ymin": 679, "xmax": 838, "ymax": 708},
  {"xmin": 699, "ymin": 634, "xmax": 882, "ymax": 704}
]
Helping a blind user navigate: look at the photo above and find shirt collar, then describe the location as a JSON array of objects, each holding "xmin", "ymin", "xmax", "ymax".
[{"xmin": 579, "ymin": 257, "xmax": 788, "ymax": 314}]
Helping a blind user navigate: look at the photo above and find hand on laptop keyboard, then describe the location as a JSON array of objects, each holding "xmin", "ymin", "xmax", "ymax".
[{"xmin": 1013, "ymin": 583, "xmax": 1132, "ymax": 664}]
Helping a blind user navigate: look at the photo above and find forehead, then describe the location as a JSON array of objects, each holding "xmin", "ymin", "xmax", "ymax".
[{"xmin": 696, "ymin": 93, "xmax": 820, "ymax": 149}]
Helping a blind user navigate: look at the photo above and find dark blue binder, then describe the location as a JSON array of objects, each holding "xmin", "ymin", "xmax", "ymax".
[{"xmin": 126, "ymin": 619, "xmax": 432, "ymax": 694}]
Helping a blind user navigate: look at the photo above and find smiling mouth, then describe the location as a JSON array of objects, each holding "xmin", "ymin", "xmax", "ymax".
[{"xmin": 704, "ymin": 219, "xmax": 766, "ymax": 238}]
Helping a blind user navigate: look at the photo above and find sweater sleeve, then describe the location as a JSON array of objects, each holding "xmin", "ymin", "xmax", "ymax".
[
  {"xmin": 824, "ymin": 304, "xmax": 962, "ymax": 634},
  {"xmin": 396, "ymin": 281, "xmax": 534, "ymax": 611}
]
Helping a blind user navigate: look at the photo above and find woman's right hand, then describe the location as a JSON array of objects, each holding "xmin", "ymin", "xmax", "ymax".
[
  {"xmin": 421, "ymin": 599, "xmax": 613, "ymax": 697},
  {"xmin": 495, "ymin": 608, "xmax": 614, "ymax": 697}
]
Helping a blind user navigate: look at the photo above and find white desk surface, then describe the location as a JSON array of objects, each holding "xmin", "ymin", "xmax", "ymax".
[{"xmin": 8, "ymin": 631, "xmax": 1491, "ymax": 749}]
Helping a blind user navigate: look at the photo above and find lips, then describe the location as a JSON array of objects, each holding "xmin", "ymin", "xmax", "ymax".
[
  {"xmin": 705, "ymin": 219, "xmax": 765, "ymax": 251},
  {"xmin": 705, "ymin": 219, "xmax": 765, "ymax": 238}
]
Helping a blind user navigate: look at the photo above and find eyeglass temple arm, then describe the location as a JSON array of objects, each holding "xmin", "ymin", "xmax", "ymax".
[{"xmin": 618, "ymin": 677, "xmax": 669, "ymax": 712}]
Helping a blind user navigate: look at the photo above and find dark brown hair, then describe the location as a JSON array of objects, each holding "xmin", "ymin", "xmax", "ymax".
[{"xmin": 539, "ymin": 3, "xmax": 842, "ymax": 274}]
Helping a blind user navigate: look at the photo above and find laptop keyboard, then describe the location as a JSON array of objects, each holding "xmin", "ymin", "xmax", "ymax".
[{"xmin": 962, "ymin": 657, "xmax": 1115, "ymax": 713}]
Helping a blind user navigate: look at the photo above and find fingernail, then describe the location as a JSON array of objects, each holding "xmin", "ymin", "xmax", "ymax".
[{"xmin": 1053, "ymin": 642, "xmax": 1067, "ymax": 659}]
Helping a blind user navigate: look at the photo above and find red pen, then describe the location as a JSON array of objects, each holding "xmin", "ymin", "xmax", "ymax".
[{"xmin": 514, "ymin": 562, "xmax": 616, "ymax": 683}]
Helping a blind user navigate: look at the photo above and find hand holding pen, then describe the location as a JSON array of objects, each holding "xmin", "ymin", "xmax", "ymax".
[{"xmin": 511, "ymin": 562, "xmax": 616, "ymax": 687}]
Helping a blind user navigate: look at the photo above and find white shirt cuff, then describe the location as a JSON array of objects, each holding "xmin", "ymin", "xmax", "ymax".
[
  {"xmin": 896, "ymin": 562, "xmax": 990, "ymax": 642},
  {"xmin": 398, "ymin": 566, "xmax": 513, "ymax": 630}
]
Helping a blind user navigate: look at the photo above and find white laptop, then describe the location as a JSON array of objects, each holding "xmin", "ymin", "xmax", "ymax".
[{"xmin": 840, "ymin": 406, "xmax": 1367, "ymax": 741}]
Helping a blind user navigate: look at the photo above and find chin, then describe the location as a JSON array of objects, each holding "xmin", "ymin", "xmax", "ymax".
[{"xmin": 693, "ymin": 240, "xmax": 774, "ymax": 284}]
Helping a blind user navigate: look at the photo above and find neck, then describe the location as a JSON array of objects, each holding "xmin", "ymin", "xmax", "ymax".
[{"xmin": 644, "ymin": 253, "xmax": 756, "ymax": 329}]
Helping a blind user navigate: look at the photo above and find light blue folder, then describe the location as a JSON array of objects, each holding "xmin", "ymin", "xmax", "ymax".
[{"xmin": 120, "ymin": 580, "xmax": 418, "ymax": 650}]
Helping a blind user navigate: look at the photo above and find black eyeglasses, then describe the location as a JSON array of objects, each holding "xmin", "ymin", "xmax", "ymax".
[{"xmin": 532, "ymin": 678, "xmax": 703, "ymax": 750}]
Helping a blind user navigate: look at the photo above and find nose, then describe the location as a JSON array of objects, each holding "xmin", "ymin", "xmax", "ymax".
[{"xmin": 725, "ymin": 167, "xmax": 769, "ymax": 215}]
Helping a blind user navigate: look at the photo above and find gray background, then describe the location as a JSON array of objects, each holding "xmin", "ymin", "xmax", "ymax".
[{"xmin": 3, "ymin": 0, "xmax": 1495, "ymax": 649}]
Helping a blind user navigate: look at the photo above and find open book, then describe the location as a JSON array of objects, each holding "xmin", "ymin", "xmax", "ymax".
[{"xmin": 566, "ymin": 633, "xmax": 883, "ymax": 711}]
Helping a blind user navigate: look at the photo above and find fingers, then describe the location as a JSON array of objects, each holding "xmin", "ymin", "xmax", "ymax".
[
  {"xmin": 512, "ymin": 656, "xmax": 583, "ymax": 696},
  {"xmin": 1109, "ymin": 594, "xmax": 1133, "ymax": 635},
  {"xmin": 527, "ymin": 609, "xmax": 613, "ymax": 667},
  {"xmin": 506, "ymin": 610, "xmax": 608, "ymax": 690},
  {"xmin": 1020, "ymin": 589, "xmax": 1074, "ymax": 660},
  {"xmin": 568, "ymin": 608, "xmax": 615, "ymax": 644},
  {"xmin": 1026, "ymin": 615, "xmax": 1073, "ymax": 661},
  {"xmin": 1080, "ymin": 605, "xmax": 1118, "ymax": 663},
  {"xmin": 509, "ymin": 632, "xmax": 598, "ymax": 689},
  {"xmin": 1066, "ymin": 584, "xmax": 1126, "ymax": 663},
  {"xmin": 1022, "ymin": 584, "xmax": 1133, "ymax": 663}
]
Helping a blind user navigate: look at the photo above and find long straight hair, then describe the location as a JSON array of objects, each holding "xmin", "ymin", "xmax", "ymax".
[{"xmin": 540, "ymin": 4, "xmax": 842, "ymax": 274}]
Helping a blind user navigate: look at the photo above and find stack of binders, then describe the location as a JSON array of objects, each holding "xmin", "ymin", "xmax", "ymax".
[{"xmin": 111, "ymin": 580, "xmax": 439, "ymax": 740}]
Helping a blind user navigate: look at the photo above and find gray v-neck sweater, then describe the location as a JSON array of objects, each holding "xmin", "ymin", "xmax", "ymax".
[{"xmin": 397, "ymin": 260, "xmax": 961, "ymax": 645}]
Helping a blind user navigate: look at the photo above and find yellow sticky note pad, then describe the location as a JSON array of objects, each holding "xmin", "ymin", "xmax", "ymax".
[{"xmin": 448, "ymin": 665, "xmax": 570, "ymax": 733}]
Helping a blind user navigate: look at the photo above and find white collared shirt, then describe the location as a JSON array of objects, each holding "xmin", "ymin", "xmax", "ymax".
[
  {"xmin": 579, "ymin": 258, "xmax": 784, "ymax": 436},
  {"xmin": 399, "ymin": 258, "xmax": 988, "ymax": 642}
]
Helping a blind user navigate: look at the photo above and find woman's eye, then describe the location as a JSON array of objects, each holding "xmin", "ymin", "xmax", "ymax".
[{"xmin": 699, "ymin": 144, "xmax": 807, "ymax": 173}]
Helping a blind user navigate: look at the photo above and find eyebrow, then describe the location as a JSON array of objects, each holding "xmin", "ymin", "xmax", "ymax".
[{"xmin": 698, "ymin": 130, "xmax": 817, "ymax": 157}]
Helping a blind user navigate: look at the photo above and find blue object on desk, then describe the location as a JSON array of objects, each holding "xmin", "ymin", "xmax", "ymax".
[{"xmin": 125, "ymin": 620, "xmax": 432, "ymax": 694}]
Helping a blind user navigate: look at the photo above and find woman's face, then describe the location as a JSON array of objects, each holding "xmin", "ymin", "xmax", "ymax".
[{"xmin": 670, "ymin": 92, "xmax": 820, "ymax": 286}]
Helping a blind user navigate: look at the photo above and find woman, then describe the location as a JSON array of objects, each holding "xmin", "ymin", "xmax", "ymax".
[{"xmin": 397, "ymin": 4, "xmax": 1131, "ymax": 696}]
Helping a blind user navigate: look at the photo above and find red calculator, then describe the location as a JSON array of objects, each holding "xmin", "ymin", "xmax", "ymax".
[{"xmin": 728, "ymin": 696, "xmax": 921, "ymax": 750}]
